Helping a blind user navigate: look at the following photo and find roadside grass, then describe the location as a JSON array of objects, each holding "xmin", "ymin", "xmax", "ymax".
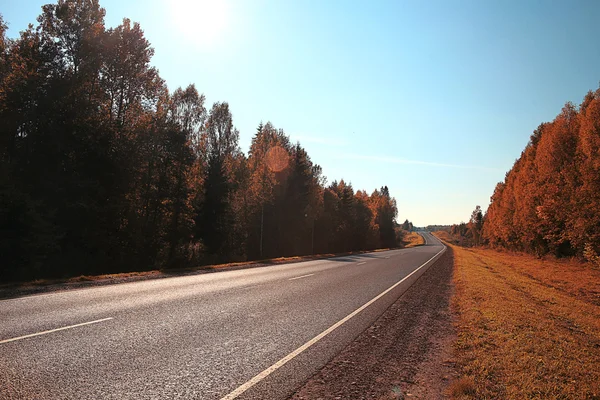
[
  {"xmin": 434, "ymin": 230, "xmax": 454, "ymax": 243},
  {"xmin": 403, "ymin": 231, "xmax": 425, "ymax": 248},
  {"xmin": 436, "ymin": 236, "xmax": 600, "ymax": 399}
]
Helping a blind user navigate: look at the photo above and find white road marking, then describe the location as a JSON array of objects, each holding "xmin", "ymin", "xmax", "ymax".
[
  {"xmin": 288, "ymin": 274, "xmax": 315, "ymax": 281},
  {"xmin": 0, "ymin": 317, "xmax": 113, "ymax": 344},
  {"xmin": 357, "ymin": 261, "xmax": 367, "ymax": 265},
  {"xmin": 219, "ymin": 245, "xmax": 446, "ymax": 400}
]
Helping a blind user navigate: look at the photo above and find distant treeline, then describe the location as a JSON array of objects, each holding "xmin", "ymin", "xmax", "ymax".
[
  {"xmin": 426, "ymin": 225, "xmax": 451, "ymax": 232},
  {"xmin": 0, "ymin": 1, "xmax": 403, "ymax": 282},
  {"xmin": 450, "ymin": 87, "xmax": 600, "ymax": 261}
]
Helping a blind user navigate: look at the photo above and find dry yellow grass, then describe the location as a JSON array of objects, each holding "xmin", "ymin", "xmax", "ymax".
[
  {"xmin": 449, "ymin": 376, "xmax": 476, "ymax": 397},
  {"xmin": 433, "ymin": 230, "xmax": 453, "ymax": 242},
  {"xmin": 403, "ymin": 231, "xmax": 425, "ymax": 248},
  {"xmin": 437, "ymin": 236, "xmax": 600, "ymax": 399}
]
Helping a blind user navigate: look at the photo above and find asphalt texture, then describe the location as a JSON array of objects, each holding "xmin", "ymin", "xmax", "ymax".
[{"xmin": 0, "ymin": 232, "xmax": 445, "ymax": 400}]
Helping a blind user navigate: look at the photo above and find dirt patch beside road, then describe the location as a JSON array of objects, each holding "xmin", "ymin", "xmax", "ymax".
[{"xmin": 290, "ymin": 249, "xmax": 457, "ymax": 400}]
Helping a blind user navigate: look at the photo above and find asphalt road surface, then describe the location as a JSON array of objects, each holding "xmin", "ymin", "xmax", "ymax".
[{"xmin": 0, "ymin": 232, "xmax": 445, "ymax": 400}]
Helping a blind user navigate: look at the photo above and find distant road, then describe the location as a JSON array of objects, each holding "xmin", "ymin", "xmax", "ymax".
[{"xmin": 0, "ymin": 232, "xmax": 445, "ymax": 400}]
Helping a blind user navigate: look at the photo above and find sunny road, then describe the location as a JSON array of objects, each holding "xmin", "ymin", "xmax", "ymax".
[{"xmin": 1, "ymin": 232, "xmax": 445, "ymax": 400}]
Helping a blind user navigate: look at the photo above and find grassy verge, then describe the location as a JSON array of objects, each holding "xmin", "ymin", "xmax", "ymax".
[
  {"xmin": 434, "ymin": 234, "xmax": 600, "ymax": 399},
  {"xmin": 403, "ymin": 231, "xmax": 425, "ymax": 248}
]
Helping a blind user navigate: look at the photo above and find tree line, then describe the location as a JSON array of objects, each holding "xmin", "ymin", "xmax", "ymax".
[
  {"xmin": 450, "ymin": 86, "xmax": 600, "ymax": 262},
  {"xmin": 447, "ymin": 206, "xmax": 483, "ymax": 247},
  {"xmin": 0, "ymin": 1, "xmax": 402, "ymax": 282}
]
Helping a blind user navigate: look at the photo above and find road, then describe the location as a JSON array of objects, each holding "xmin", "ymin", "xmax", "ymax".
[{"xmin": 0, "ymin": 232, "xmax": 445, "ymax": 400}]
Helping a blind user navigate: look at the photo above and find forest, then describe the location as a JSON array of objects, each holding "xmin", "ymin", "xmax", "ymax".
[
  {"xmin": 0, "ymin": 1, "xmax": 403, "ymax": 282},
  {"xmin": 449, "ymin": 87, "xmax": 600, "ymax": 262}
]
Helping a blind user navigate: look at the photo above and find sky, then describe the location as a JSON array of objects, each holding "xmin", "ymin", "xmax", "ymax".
[{"xmin": 2, "ymin": 0, "xmax": 600, "ymax": 226}]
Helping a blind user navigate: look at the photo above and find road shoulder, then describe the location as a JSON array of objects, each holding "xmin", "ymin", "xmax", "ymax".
[{"xmin": 290, "ymin": 248, "xmax": 457, "ymax": 399}]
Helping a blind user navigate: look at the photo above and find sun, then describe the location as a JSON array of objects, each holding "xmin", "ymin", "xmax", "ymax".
[{"xmin": 169, "ymin": 0, "xmax": 230, "ymax": 48}]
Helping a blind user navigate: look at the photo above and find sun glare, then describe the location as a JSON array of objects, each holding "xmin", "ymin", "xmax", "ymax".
[{"xmin": 170, "ymin": 0, "xmax": 230, "ymax": 48}]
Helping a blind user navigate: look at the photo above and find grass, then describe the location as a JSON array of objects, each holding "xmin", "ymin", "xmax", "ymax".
[
  {"xmin": 449, "ymin": 376, "xmax": 476, "ymax": 397},
  {"xmin": 403, "ymin": 231, "xmax": 425, "ymax": 248},
  {"xmin": 433, "ymin": 233, "xmax": 600, "ymax": 399},
  {"xmin": 434, "ymin": 230, "xmax": 453, "ymax": 243}
]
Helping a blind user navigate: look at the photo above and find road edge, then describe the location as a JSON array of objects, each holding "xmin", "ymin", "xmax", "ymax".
[{"xmin": 220, "ymin": 235, "xmax": 446, "ymax": 400}]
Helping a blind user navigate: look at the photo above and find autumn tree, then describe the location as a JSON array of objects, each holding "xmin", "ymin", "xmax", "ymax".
[
  {"xmin": 246, "ymin": 122, "xmax": 289, "ymax": 258},
  {"xmin": 484, "ymin": 87, "xmax": 600, "ymax": 260},
  {"xmin": 0, "ymin": 2, "xmax": 406, "ymax": 281},
  {"xmin": 281, "ymin": 143, "xmax": 322, "ymax": 255},
  {"xmin": 468, "ymin": 206, "xmax": 484, "ymax": 246},
  {"xmin": 354, "ymin": 190, "xmax": 379, "ymax": 250},
  {"xmin": 162, "ymin": 85, "xmax": 206, "ymax": 265},
  {"xmin": 372, "ymin": 186, "xmax": 398, "ymax": 248},
  {"xmin": 197, "ymin": 102, "xmax": 241, "ymax": 257},
  {"xmin": 4, "ymin": 0, "xmax": 114, "ymax": 277}
]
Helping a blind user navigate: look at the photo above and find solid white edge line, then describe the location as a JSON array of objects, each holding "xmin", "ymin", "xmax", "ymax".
[
  {"xmin": 288, "ymin": 274, "xmax": 315, "ymax": 281},
  {"xmin": 0, "ymin": 317, "xmax": 114, "ymax": 344},
  {"xmin": 219, "ymin": 244, "xmax": 446, "ymax": 400}
]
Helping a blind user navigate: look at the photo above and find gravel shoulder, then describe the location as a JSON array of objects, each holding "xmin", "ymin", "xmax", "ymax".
[{"xmin": 290, "ymin": 248, "xmax": 457, "ymax": 400}]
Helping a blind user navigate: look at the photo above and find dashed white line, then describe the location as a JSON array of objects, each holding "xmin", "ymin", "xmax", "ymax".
[
  {"xmin": 357, "ymin": 261, "xmax": 367, "ymax": 265},
  {"xmin": 288, "ymin": 273, "xmax": 315, "ymax": 281},
  {"xmin": 219, "ymin": 245, "xmax": 446, "ymax": 400},
  {"xmin": 0, "ymin": 317, "xmax": 114, "ymax": 344}
]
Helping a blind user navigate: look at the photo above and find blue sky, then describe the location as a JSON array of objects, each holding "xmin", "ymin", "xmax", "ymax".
[{"xmin": 2, "ymin": 0, "xmax": 600, "ymax": 226}]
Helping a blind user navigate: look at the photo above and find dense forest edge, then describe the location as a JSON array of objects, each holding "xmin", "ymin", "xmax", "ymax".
[
  {"xmin": 443, "ymin": 85, "xmax": 600, "ymax": 266},
  {"xmin": 0, "ymin": 1, "xmax": 413, "ymax": 282},
  {"xmin": 429, "ymin": 82, "xmax": 600, "ymax": 399}
]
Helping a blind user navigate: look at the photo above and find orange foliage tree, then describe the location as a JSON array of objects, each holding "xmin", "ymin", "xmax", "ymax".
[{"xmin": 484, "ymin": 88, "xmax": 600, "ymax": 259}]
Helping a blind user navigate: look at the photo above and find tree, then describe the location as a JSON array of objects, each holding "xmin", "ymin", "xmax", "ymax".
[
  {"xmin": 246, "ymin": 122, "xmax": 291, "ymax": 258},
  {"xmin": 282, "ymin": 143, "xmax": 321, "ymax": 255},
  {"xmin": 0, "ymin": 14, "xmax": 8, "ymax": 77},
  {"xmin": 354, "ymin": 190, "xmax": 378, "ymax": 250},
  {"xmin": 163, "ymin": 85, "xmax": 206, "ymax": 265},
  {"xmin": 197, "ymin": 102, "xmax": 240, "ymax": 257},
  {"xmin": 468, "ymin": 205, "xmax": 483, "ymax": 246},
  {"xmin": 402, "ymin": 219, "xmax": 411, "ymax": 231},
  {"xmin": 483, "ymin": 88, "xmax": 600, "ymax": 259},
  {"xmin": 572, "ymin": 89, "xmax": 600, "ymax": 257},
  {"xmin": 102, "ymin": 18, "xmax": 162, "ymax": 125},
  {"xmin": 371, "ymin": 186, "xmax": 398, "ymax": 249},
  {"xmin": 0, "ymin": 2, "xmax": 406, "ymax": 280}
]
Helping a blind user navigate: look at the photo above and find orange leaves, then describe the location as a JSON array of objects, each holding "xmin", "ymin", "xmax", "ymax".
[{"xmin": 484, "ymin": 87, "xmax": 600, "ymax": 258}]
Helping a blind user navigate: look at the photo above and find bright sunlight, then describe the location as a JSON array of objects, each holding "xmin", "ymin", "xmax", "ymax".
[{"xmin": 169, "ymin": 0, "xmax": 230, "ymax": 48}]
